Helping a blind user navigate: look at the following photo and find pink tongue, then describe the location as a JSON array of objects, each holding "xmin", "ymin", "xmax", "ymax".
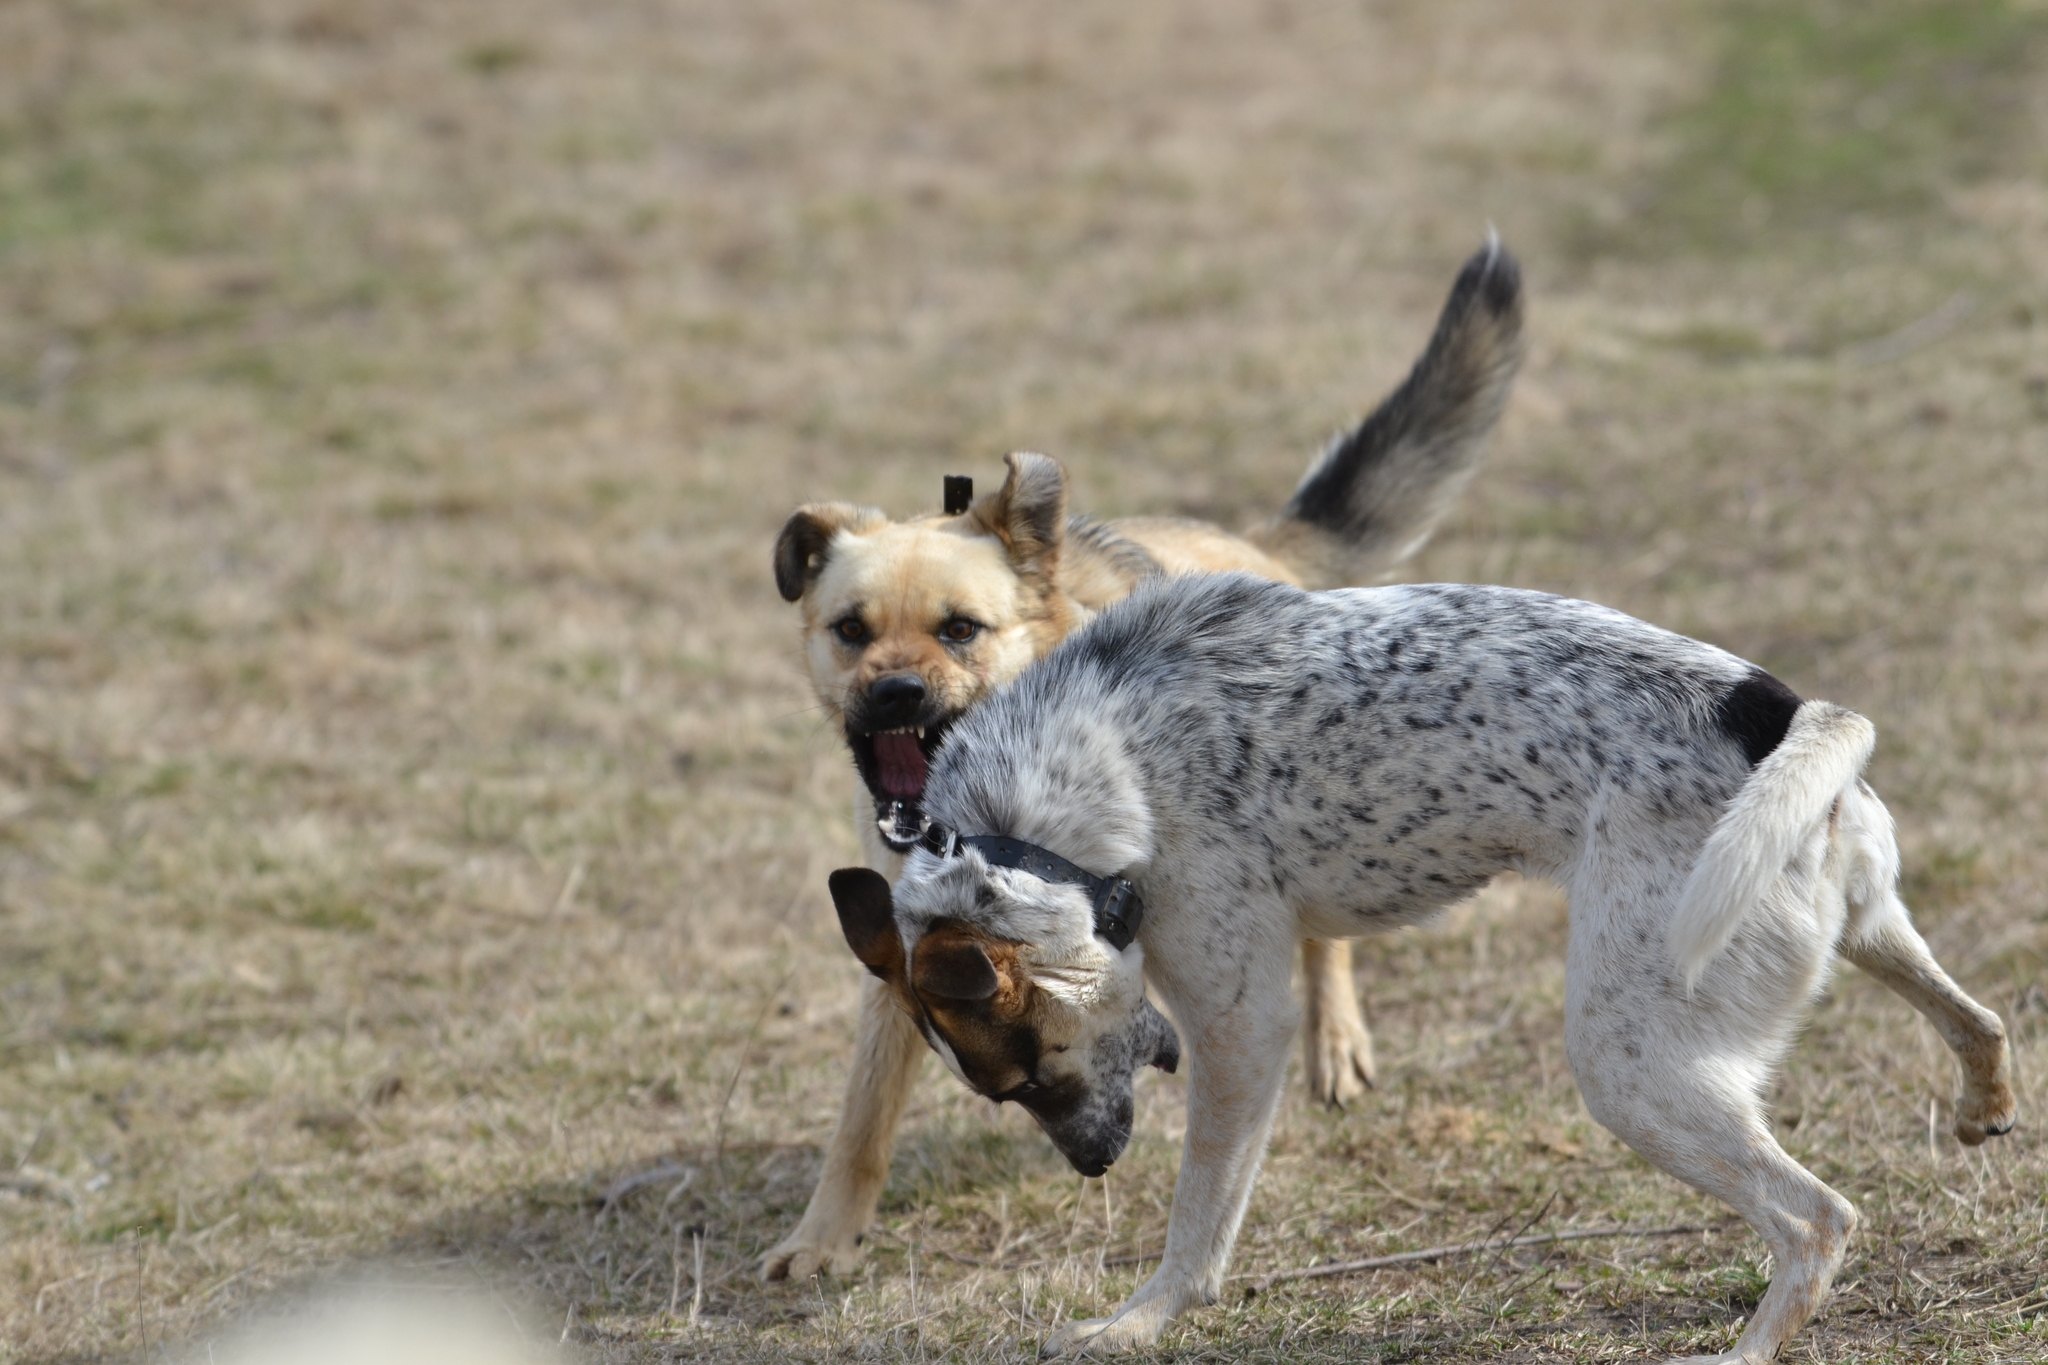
[{"xmin": 873, "ymin": 732, "xmax": 928, "ymax": 798}]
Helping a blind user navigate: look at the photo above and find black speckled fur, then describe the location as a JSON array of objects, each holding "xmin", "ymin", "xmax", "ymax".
[{"xmin": 931, "ymin": 574, "xmax": 1771, "ymax": 934}]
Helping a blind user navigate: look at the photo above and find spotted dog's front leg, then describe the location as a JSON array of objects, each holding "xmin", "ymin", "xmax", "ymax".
[{"xmin": 1041, "ymin": 955, "xmax": 1298, "ymax": 1356}]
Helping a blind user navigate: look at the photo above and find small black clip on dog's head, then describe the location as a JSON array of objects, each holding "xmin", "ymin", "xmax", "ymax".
[{"xmin": 943, "ymin": 475, "xmax": 973, "ymax": 516}]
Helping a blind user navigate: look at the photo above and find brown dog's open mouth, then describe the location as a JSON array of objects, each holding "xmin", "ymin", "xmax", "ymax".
[{"xmin": 847, "ymin": 723, "xmax": 952, "ymax": 852}]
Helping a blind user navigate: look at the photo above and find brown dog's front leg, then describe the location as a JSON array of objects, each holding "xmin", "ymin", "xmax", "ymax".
[
  {"xmin": 1301, "ymin": 938, "xmax": 1374, "ymax": 1105},
  {"xmin": 761, "ymin": 975, "xmax": 924, "ymax": 1280}
]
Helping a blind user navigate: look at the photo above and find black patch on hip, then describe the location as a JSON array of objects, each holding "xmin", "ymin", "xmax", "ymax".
[{"xmin": 1715, "ymin": 667, "xmax": 1802, "ymax": 766}]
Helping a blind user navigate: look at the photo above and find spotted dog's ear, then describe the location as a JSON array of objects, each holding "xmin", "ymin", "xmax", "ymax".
[
  {"xmin": 910, "ymin": 925, "xmax": 999, "ymax": 1002},
  {"xmin": 773, "ymin": 503, "xmax": 881, "ymax": 602},
  {"xmin": 829, "ymin": 868, "xmax": 902, "ymax": 978},
  {"xmin": 972, "ymin": 452, "xmax": 1066, "ymax": 579}
]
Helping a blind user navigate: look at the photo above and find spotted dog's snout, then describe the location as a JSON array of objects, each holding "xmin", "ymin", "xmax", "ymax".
[
  {"xmin": 1023, "ymin": 1001, "xmax": 1181, "ymax": 1178},
  {"xmin": 1044, "ymin": 1116, "xmax": 1126, "ymax": 1179}
]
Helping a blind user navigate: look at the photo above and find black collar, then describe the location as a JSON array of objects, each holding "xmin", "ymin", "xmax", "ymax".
[{"xmin": 918, "ymin": 824, "xmax": 1144, "ymax": 951}]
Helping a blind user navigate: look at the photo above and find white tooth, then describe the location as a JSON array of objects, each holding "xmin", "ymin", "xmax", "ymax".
[{"xmin": 917, "ymin": 727, "xmax": 926, "ymax": 739}]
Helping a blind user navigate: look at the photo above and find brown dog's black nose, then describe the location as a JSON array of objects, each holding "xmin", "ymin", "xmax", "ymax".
[{"xmin": 866, "ymin": 673, "xmax": 927, "ymax": 727}]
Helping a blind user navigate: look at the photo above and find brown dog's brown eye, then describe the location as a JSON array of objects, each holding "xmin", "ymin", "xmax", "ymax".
[
  {"xmin": 833, "ymin": 617, "xmax": 867, "ymax": 645},
  {"xmin": 940, "ymin": 617, "xmax": 980, "ymax": 644}
]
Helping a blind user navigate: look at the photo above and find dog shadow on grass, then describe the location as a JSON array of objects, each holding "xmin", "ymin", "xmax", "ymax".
[
  {"xmin": 383, "ymin": 1140, "xmax": 829, "ymax": 1338},
  {"xmin": 373, "ymin": 1122, "xmax": 1774, "ymax": 1362},
  {"xmin": 379, "ymin": 1116, "xmax": 1091, "ymax": 1349}
]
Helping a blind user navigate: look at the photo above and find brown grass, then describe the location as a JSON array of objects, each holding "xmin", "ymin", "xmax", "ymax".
[{"xmin": 1, "ymin": 0, "xmax": 2044, "ymax": 1361}]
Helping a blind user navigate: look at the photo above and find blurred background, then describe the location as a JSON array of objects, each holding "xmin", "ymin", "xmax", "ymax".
[{"xmin": 0, "ymin": 1, "xmax": 2043, "ymax": 1360}]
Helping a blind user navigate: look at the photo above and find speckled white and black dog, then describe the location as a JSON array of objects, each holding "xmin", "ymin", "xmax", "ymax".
[{"xmin": 828, "ymin": 572, "xmax": 2016, "ymax": 1364}]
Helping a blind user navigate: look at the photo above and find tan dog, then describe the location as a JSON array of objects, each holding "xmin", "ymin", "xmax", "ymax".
[{"xmin": 763, "ymin": 242, "xmax": 1524, "ymax": 1281}]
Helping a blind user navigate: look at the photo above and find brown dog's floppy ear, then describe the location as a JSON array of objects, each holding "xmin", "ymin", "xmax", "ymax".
[
  {"xmin": 773, "ymin": 503, "xmax": 879, "ymax": 602},
  {"xmin": 911, "ymin": 927, "xmax": 1000, "ymax": 1002},
  {"xmin": 830, "ymin": 868, "xmax": 902, "ymax": 978},
  {"xmin": 972, "ymin": 452, "xmax": 1066, "ymax": 577}
]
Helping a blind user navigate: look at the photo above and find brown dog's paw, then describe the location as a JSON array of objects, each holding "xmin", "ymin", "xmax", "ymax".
[{"xmin": 1305, "ymin": 1012, "xmax": 1376, "ymax": 1109}]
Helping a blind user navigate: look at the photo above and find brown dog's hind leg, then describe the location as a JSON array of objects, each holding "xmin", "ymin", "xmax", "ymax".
[
  {"xmin": 1301, "ymin": 939, "xmax": 1374, "ymax": 1106},
  {"xmin": 1845, "ymin": 910, "xmax": 2016, "ymax": 1145},
  {"xmin": 762, "ymin": 975, "xmax": 924, "ymax": 1280}
]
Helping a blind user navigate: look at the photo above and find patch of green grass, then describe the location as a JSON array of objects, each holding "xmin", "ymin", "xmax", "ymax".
[
  {"xmin": 0, "ymin": 79, "xmax": 328, "ymax": 256},
  {"xmin": 1626, "ymin": 0, "xmax": 2048, "ymax": 252},
  {"xmin": 1122, "ymin": 266, "xmax": 1248, "ymax": 324},
  {"xmin": 268, "ymin": 884, "xmax": 378, "ymax": 934},
  {"xmin": 1902, "ymin": 843, "xmax": 1990, "ymax": 912},
  {"xmin": 462, "ymin": 41, "xmax": 535, "ymax": 76},
  {"xmin": 1647, "ymin": 320, "xmax": 1771, "ymax": 364}
]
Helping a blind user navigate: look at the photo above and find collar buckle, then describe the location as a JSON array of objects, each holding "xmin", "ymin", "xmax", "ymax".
[
  {"xmin": 1091, "ymin": 878, "xmax": 1139, "ymax": 952},
  {"xmin": 918, "ymin": 822, "xmax": 958, "ymax": 860}
]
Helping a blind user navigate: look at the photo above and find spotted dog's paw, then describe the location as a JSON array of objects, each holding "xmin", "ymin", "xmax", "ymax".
[
  {"xmin": 1953, "ymin": 1087, "xmax": 2017, "ymax": 1146},
  {"xmin": 1039, "ymin": 1303, "xmax": 1173, "ymax": 1357}
]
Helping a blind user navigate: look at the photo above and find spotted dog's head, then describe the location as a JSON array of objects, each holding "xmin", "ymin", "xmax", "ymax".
[
  {"xmin": 827, "ymin": 858, "xmax": 1179, "ymax": 1176},
  {"xmin": 774, "ymin": 454, "xmax": 1081, "ymax": 853}
]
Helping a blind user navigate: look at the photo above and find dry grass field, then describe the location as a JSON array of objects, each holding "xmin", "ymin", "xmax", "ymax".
[{"xmin": 1, "ymin": 0, "xmax": 2045, "ymax": 1360}]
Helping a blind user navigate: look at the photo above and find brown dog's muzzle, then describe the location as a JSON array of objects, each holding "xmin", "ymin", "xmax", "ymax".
[{"xmin": 842, "ymin": 677, "xmax": 959, "ymax": 852}]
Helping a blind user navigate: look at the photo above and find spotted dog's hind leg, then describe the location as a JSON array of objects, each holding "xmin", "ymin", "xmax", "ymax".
[
  {"xmin": 1566, "ymin": 835, "xmax": 1859, "ymax": 1365},
  {"xmin": 1845, "ymin": 921, "xmax": 2014, "ymax": 1144},
  {"xmin": 1830, "ymin": 781, "xmax": 2015, "ymax": 1145},
  {"xmin": 1568, "ymin": 996, "xmax": 1857, "ymax": 1365},
  {"xmin": 1843, "ymin": 914, "xmax": 2015, "ymax": 1144},
  {"xmin": 762, "ymin": 975, "xmax": 924, "ymax": 1280},
  {"xmin": 1639, "ymin": 1119, "xmax": 1854, "ymax": 1365},
  {"xmin": 1301, "ymin": 938, "xmax": 1375, "ymax": 1106}
]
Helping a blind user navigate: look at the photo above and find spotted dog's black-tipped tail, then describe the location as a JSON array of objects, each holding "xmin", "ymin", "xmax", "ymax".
[{"xmin": 1251, "ymin": 238, "xmax": 1523, "ymax": 588}]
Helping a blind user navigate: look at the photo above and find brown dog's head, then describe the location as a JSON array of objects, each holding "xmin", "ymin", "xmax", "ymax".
[
  {"xmin": 828, "ymin": 861, "xmax": 1179, "ymax": 1176},
  {"xmin": 774, "ymin": 454, "xmax": 1081, "ymax": 852}
]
